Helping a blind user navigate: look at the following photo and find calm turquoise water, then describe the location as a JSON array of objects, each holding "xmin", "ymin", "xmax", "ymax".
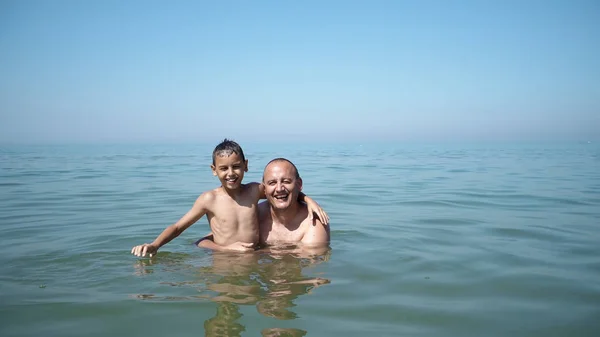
[{"xmin": 1, "ymin": 142, "xmax": 599, "ymax": 336}]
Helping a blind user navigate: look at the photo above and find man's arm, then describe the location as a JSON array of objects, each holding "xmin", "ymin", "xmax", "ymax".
[
  {"xmin": 257, "ymin": 182, "xmax": 266, "ymax": 199},
  {"xmin": 196, "ymin": 233, "xmax": 255, "ymax": 252},
  {"xmin": 301, "ymin": 218, "xmax": 330, "ymax": 247},
  {"xmin": 131, "ymin": 193, "xmax": 211, "ymax": 257},
  {"xmin": 196, "ymin": 233, "xmax": 222, "ymax": 250}
]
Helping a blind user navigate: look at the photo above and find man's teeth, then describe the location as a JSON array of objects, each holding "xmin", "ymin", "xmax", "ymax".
[{"xmin": 275, "ymin": 195, "xmax": 288, "ymax": 200}]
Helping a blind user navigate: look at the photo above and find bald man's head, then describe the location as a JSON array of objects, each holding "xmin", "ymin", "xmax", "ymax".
[
  {"xmin": 262, "ymin": 158, "xmax": 303, "ymax": 211},
  {"xmin": 262, "ymin": 158, "xmax": 300, "ymax": 181}
]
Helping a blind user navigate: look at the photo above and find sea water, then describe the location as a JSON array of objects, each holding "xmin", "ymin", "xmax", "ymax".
[{"xmin": 1, "ymin": 141, "xmax": 599, "ymax": 336}]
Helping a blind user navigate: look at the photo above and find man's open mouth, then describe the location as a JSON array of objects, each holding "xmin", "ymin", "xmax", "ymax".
[{"xmin": 274, "ymin": 194, "xmax": 288, "ymax": 200}]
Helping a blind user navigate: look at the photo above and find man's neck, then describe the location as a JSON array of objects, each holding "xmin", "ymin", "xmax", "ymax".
[{"xmin": 270, "ymin": 201, "xmax": 300, "ymax": 227}]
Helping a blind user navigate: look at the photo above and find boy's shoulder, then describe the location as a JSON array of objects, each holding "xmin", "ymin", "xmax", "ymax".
[{"xmin": 196, "ymin": 187, "xmax": 223, "ymax": 203}]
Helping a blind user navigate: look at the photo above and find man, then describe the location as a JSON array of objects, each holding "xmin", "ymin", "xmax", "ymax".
[
  {"xmin": 257, "ymin": 158, "xmax": 330, "ymax": 247},
  {"xmin": 197, "ymin": 158, "xmax": 330, "ymax": 251}
]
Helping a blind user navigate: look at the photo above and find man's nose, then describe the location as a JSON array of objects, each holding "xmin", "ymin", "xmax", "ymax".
[{"xmin": 275, "ymin": 182, "xmax": 285, "ymax": 191}]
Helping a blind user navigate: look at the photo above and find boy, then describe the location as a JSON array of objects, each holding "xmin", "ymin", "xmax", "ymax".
[{"xmin": 131, "ymin": 139, "xmax": 328, "ymax": 257}]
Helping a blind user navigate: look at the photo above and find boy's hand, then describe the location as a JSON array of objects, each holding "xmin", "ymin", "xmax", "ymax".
[
  {"xmin": 304, "ymin": 198, "xmax": 330, "ymax": 225},
  {"xmin": 224, "ymin": 241, "xmax": 256, "ymax": 252},
  {"xmin": 131, "ymin": 243, "xmax": 158, "ymax": 257}
]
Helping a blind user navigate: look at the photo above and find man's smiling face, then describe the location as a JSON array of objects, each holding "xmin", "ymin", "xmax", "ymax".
[{"xmin": 262, "ymin": 160, "xmax": 302, "ymax": 211}]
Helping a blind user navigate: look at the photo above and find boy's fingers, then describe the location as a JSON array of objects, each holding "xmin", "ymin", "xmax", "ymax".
[{"xmin": 317, "ymin": 211, "xmax": 324, "ymax": 224}]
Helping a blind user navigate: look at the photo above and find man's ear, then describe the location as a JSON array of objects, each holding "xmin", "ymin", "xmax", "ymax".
[
  {"xmin": 210, "ymin": 164, "xmax": 216, "ymax": 176},
  {"xmin": 244, "ymin": 159, "xmax": 249, "ymax": 172},
  {"xmin": 297, "ymin": 177, "xmax": 303, "ymax": 191}
]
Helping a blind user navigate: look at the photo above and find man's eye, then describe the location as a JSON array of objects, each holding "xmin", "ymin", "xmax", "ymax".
[{"xmin": 233, "ymin": 166, "xmax": 240, "ymax": 169}]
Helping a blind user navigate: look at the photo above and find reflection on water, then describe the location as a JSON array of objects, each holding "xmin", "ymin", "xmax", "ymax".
[
  {"xmin": 133, "ymin": 245, "xmax": 331, "ymax": 336},
  {"xmin": 203, "ymin": 245, "xmax": 331, "ymax": 337},
  {"xmin": 254, "ymin": 246, "xmax": 331, "ymax": 321},
  {"xmin": 260, "ymin": 327, "xmax": 308, "ymax": 337},
  {"xmin": 204, "ymin": 302, "xmax": 246, "ymax": 337}
]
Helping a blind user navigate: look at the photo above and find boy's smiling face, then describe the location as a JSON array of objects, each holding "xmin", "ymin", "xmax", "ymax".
[{"xmin": 211, "ymin": 152, "xmax": 248, "ymax": 190}]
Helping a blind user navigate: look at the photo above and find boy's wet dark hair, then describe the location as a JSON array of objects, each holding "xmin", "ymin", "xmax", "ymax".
[
  {"xmin": 212, "ymin": 138, "xmax": 246, "ymax": 165},
  {"xmin": 263, "ymin": 158, "xmax": 300, "ymax": 180}
]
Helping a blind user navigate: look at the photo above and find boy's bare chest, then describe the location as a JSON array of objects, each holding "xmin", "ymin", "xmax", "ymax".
[{"xmin": 210, "ymin": 200, "xmax": 258, "ymax": 228}]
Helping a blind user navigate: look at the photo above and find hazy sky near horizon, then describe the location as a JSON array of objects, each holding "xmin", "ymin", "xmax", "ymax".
[{"xmin": 1, "ymin": 0, "xmax": 598, "ymax": 144}]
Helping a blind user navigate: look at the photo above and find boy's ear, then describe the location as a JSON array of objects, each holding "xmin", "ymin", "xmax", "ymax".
[
  {"xmin": 244, "ymin": 159, "xmax": 249, "ymax": 172},
  {"xmin": 210, "ymin": 164, "xmax": 216, "ymax": 176}
]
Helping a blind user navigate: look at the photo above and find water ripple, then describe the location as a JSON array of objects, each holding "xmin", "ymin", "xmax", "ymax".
[{"xmin": 1, "ymin": 143, "xmax": 600, "ymax": 336}]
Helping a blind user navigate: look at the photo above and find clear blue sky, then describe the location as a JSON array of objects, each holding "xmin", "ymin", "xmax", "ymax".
[{"xmin": 1, "ymin": 0, "xmax": 598, "ymax": 144}]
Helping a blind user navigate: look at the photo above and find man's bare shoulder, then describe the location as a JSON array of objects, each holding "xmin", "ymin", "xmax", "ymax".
[
  {"xmin": 297, "ymin": 202, "xmax": 310, "ymax": 219},
  {"xmin": 256, "ymin": 200, "xmax": 270, "ymax": 220},
  {"xmin": 257, "ymin": 200, "xmax": 270, "ymax": 210},
  {"xmin": 301, "ymin": 213, "xmax": 330, "ymax": 245}
]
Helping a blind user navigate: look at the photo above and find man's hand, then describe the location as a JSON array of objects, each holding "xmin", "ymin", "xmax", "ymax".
[
  {"xmin": 131, "ymin": 243, "xmax": 158, "ymax": 257},
  {"xmin": 224, "ymin": 241, "xmax": 256, "ymax": 252}
]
